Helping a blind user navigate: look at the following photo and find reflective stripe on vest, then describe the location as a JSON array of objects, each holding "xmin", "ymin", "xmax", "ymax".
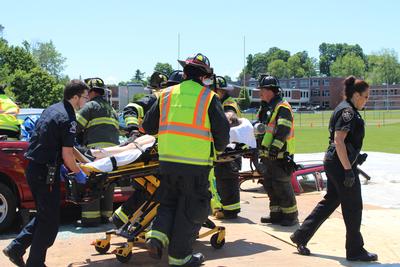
[
  {"xmin": 158, "ymin": 81, "xmax": 214, "ymax": 166},
  {"xmin": 222, "ymin": 97, "xmax": 242, "ymax": 117},
  {"xmin": 86, "ymin": 117, "xmax": 119, "ymax": 129},
  {"xmin": 261, "ymin": 100, "xmax": 295, "ymax": 156}
]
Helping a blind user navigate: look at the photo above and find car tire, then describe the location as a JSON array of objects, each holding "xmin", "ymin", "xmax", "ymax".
[{"xmin": 0, "ymin": 183, "xmax": 17, "ymax": 232}]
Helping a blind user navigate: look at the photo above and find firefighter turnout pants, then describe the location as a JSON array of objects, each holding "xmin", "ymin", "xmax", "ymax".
[
  {"xmin": 262, "ymin": 158, "xmax": 298, "ymax": 221},
  {"xmin": 81, "ymin": 183, "xmax": 115, "ymax": 225},
  {"xmin": 146, "ymin": 164, "xmax": 211, "ymax": 266},
  {"xmin": 215, "ymin": 158, "xmax": 241, "ymax": 216}
]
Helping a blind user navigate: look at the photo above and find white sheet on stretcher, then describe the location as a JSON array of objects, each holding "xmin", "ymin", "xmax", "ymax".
[
  {"xmin": 229, "ymin": 118, "xmax": 256, "ymax": 148},
  {"xmin": 84, "ymin": 140, "xmax": 155, "ymax": 172}
]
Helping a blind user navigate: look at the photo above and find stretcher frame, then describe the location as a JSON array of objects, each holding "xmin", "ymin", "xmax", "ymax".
[{"xmin": 65, "ymin": 144, "xmax": 226, "ymax": 263}]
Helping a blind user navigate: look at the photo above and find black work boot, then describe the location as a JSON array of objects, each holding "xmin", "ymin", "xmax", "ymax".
[
  {"xmin": 145, "ymin": 238, "xmax": 163, "ymax": 260},
  {"xmin": 170, "ymin": 253, "xmax": 205, "ymax": 267},
  {"xmin": 280, "ymin": 211, "xmax": 299, "ymax": 226},
  {"xmin": 3, "ymin": 245, "xmax": 26, "ymax": 267},
  {"xmin": 290, "ymin": 233, "xmax": 311, "ymax": 256},
  {"xmin": 260, "ymin": 212, "xmax": 282, "ymax": 224},
  {"xmin": 347, "ymin": 248, "xmax": 378, "ymax": 262}
]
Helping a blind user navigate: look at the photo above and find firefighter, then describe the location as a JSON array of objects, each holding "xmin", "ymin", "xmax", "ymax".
[
  {"xmin": 122, "ymin": 70, "xmax": 183, "ymax": 137},
  {"xmin": 258, "ymin": 75, "xmax": 298, "ymax": 227},
  {"xmin": 212, "ymin": 76, "xmax": 242, "ymax": 219},
  {"xmin": 75, "ymin": 78, "xmax": 120, "ymax": 226},
  {"xmin": 0, "ymin": 84, "xmax": 21, "ymax": 140},
  {"xmin": 290, "ymin": 76, "xmax": 377, "ymax": 261},
  {"xmin": 110, "ymin": 70, "xmax": 183, "ymax": 228},
  {"xmin": 143, "ymin": 53, "xmax": 230, "ymax": 267}
]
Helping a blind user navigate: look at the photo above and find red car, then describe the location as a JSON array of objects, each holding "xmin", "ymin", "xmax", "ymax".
[{"xmin": 0, "ymin": 109, "xmax": 131, "ymax": 231}]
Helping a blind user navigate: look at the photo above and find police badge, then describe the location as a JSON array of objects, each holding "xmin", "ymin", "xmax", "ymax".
[{"xmin": 342, "ymin": 108, "xmax": 354, "ymax": 122}]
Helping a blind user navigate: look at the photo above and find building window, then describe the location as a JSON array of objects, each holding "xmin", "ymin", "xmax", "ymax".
[
  {"xmin": 323, "ymin": 79, "xmax": 330, "ymax": 86},
  {"xmin": 300, "ymin": 79, "xmax": 309, "ymax": 88},
  {"xmin": 323, "ymin": 90, "xmax": 330, "ymax": 97},
  {"xmin": 323, "ymin": 101, "xmax": 330, "ymax": 107},
  {"xmin": 290, "ymin": 81, "xmax": 297, "ymax": 88},
  {"xmin": 311, "ymin": 89, "xmax": 320, "ymax": 96},
  {"xmin": 312, "ymin": 79, "xmax": 320, "ymax": 87}
]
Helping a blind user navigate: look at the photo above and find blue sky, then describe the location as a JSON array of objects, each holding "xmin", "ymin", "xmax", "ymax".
[{"xmin": 2, "ymin": 0, "xmax": 399, "ymax": 84}]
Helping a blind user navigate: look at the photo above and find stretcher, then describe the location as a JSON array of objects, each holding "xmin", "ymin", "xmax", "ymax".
[{"xmin": 63, "ymin": 135, "xmax": 226, "ymax": 263}]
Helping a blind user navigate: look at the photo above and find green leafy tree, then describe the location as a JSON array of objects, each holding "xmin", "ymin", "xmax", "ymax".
[
  {"xmin": 131, "ymin": 93, "xmax": 146, "ymax": 102},
  {"xmin": 26, "ymin": 40, "xmax": 66, "ymax": 78},
  {"xmin": 10, "ymin": 67, "xmax": 64, "ymax": 107},
  {"xmin": 330, "ymin": 53, "xmax": 366, "ymax": 78},
  {"xmin": 287, "ymin": 54, "xmax": 305, "ymax": 78},
  {"xmin": 154, "ymin": 62, "xmax": 173, "ymax": 76},
  {"xmin": 267, "ymin": 60, "xmax": 288, "ymax": 79},
  {"xmin": 237, "ymin": 87, "xmax": 251, "ymax": 110},
  {"xmin": 319, "ymin": 43, "xmax": 366, "ymax": 76},
  {"xmin": 366, "ymin": 49, "xmax": 400, "ymax": 85},
  {"xmin": 0, "ymin": 24, "xmax": 4, "ymax": 38},
  {"xmin": 0, "ymin": 43, "xmax": 37, "ymax": 73},
  {"xmin": 223, "ymin": 75, "xmax": 232, "ymax": 83}
]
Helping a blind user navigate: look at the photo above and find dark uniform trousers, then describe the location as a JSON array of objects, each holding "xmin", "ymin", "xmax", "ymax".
[
  {"xmin": 111, "ymin": 188, "xmax": 147, "ymax": 228},
  {"xmin": 262, "ymin": 158, "xmax": 297, "ymax": 220},
  {"xmin": 81, "ymin": 184, "xmax": 115, "ymax": 225},
  {"xmin": 10, "ymin": 161, "xmax": 61, "ymax": 267},
  {"xmin": 151, "ymin": 165, "xmax": 211, "ymax": 260},
  {"xmin": 293, "ymin": 159, "xmax": 364, "ymax": 257},
  {"xmin": 215, "ymin": 157, "xmax": 241, "ymax": 215}
]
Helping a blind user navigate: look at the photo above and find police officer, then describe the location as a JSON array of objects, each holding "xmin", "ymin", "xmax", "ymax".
[
  {"xmin": 110, "ymin": 70, "xmax": 183, "ymax": 228},
  {"xmin": 143, "ymin": 53, "xmax": 230, "ymax": 267},
  {"xmin": 291, "ymin": 76, "xmax": 378, "ymax": 262},
  {"xmin": 2, "ymin": 80, "xmax": 89, "ymax": 267},
  {"xmin": 212, "ymin": 76, "xmax": 242, "ymax": 219},
  {"xmin": 75, "ymin": 77, "xmax": 120, "ymax": 226},
  {"xmin": 258, "ymin": 75, "xmax": 298, "ymax": 227},
  {"xmin": 0, "ymin": 84, "xmax": 21, "ymax": 140},
  {"xmin": 122, "ymin": 70, "xmax": 183, "ymax": 137}
]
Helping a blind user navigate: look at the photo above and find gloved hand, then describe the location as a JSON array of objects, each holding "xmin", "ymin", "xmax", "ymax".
[
  {"xmin": 75, "ymin": 170, "xmax": 88, "ymax": 184},
  {"xmin": 357, "ymin": 153, "xmax": 368, "ymax": 166},
  {"xmin": 60, "ymin": 164, "xmax": 69, "ymax": 181},
  {"xmin": 344, "ymin": 169, "xmax": 355, "ymax": 188},
  {"xmin": 268, "ymin": 146, "xmax": 279, "ymax": 160}
]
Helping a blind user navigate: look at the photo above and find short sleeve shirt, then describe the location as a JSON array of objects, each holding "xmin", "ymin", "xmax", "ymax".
[{"xmin": 25, "ymin": 100, "xmax": 76, "ymax": 164}]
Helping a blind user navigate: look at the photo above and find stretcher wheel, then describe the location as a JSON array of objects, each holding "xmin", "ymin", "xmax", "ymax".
[
  {"xmin": 210, "ymin": 233, "xmax": 225, "ymax": 249},
  {"xmin": 95, "ymin": 242, "xmax": 110, "ymax": 254},
  {"xmin": 116, "ymin": 252, "xmax": 132, "ymax": 263}
]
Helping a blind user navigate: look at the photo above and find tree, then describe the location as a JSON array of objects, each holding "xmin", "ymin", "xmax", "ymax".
[
  {"xmin": 0, "ymin": 44, "xmax": 37, "ymax": 73},
  {"xmin": 26, "ymin": 40, "xmax": 66, "ymax": 78},
  {"xmin": 0, "ymin": 24, "xmax": 4, "ymax": 38},
  {"xmin": 10, "ymin": 67, "xmax": 64, "ymax": 108},
  {"xmin": 366, "ymin": 49, "xmax": 400, "ymax": 85},
  {"xmin": 237, "ymin": 87, "xmax": 251, "ymax": 110},
  {"xmin": 154, "ymin": 62, "xmax": 173, "ymax": 76},
  {"xmin": 267, "ymin": 60, "xmax": 288, "ymax": 79},
  {"xmin": 287, "ymin": 54, "xmax": 305, "ymax": 78},
  {"xmin": 223, "ymin": 75, "xmax": 232, "ymax": 83},
  {"xmin": 132, "ymin": 69, "xmax": 145, "ymax": 82},
  {"xmin": 319, "ymin": 43, "xmax": 366, "ymax": 76},
  {"xmin": 330, "ymin": 53, "xmax": 366, "ymax": 78}
]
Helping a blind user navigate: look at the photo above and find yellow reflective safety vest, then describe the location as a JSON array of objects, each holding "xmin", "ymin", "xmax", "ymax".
[
  {"xmin": 261, "ymin": 100, "xmax": 295, "ymax": 157},
  {"xmin": 158, "ymin": 80, "xmax": 215, "ymax": 166},
  {"xmin": 222, "ymin": 96, "xmax": 241, "ymax": 117},
  {"xmin": 0, "ymin": 94, "xmax": 21, "ymax": 133}
]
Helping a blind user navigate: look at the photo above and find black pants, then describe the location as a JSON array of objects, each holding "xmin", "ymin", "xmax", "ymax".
[
  {"xmin": 149, "ymin": 164, "xmax": 211, "ymax": 261},
  {"xmin": 215, "ymin": 158, "xmax": 241, "ymax": 215},
  {"xmin": 262, "ymin": 159, "xmax": 297, "ymax": 219},
  {"xmin": 111, "ymin": 189, "xmax": 147, "ymax": 228},
  {"xmin": 9, "ymin": 161, "xmax": 60, "ymax": 267},
  {"xmin": 292, "ymin": 159, "xmax": 364, "ymax": 257}
]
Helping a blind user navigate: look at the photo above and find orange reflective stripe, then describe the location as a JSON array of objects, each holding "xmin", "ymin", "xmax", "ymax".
[{"xmin": 159, "ymin": 85, "xmax": 212, "ymax": 140}]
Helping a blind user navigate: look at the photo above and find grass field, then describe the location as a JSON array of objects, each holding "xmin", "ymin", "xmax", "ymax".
[{"xmin": 244, "ymin": 110, "xmax": 400, "ymax": 154}]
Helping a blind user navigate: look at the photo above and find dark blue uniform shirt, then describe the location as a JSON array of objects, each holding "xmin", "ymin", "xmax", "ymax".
[{"xmin": 25, "ymin": 100, "xmax": 76, "ymax": 165}]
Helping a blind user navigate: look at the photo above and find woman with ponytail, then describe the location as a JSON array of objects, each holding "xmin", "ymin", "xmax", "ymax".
[{"xmin": 290, "ymin": 76, "xmax": 378, "ymax": 262}]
